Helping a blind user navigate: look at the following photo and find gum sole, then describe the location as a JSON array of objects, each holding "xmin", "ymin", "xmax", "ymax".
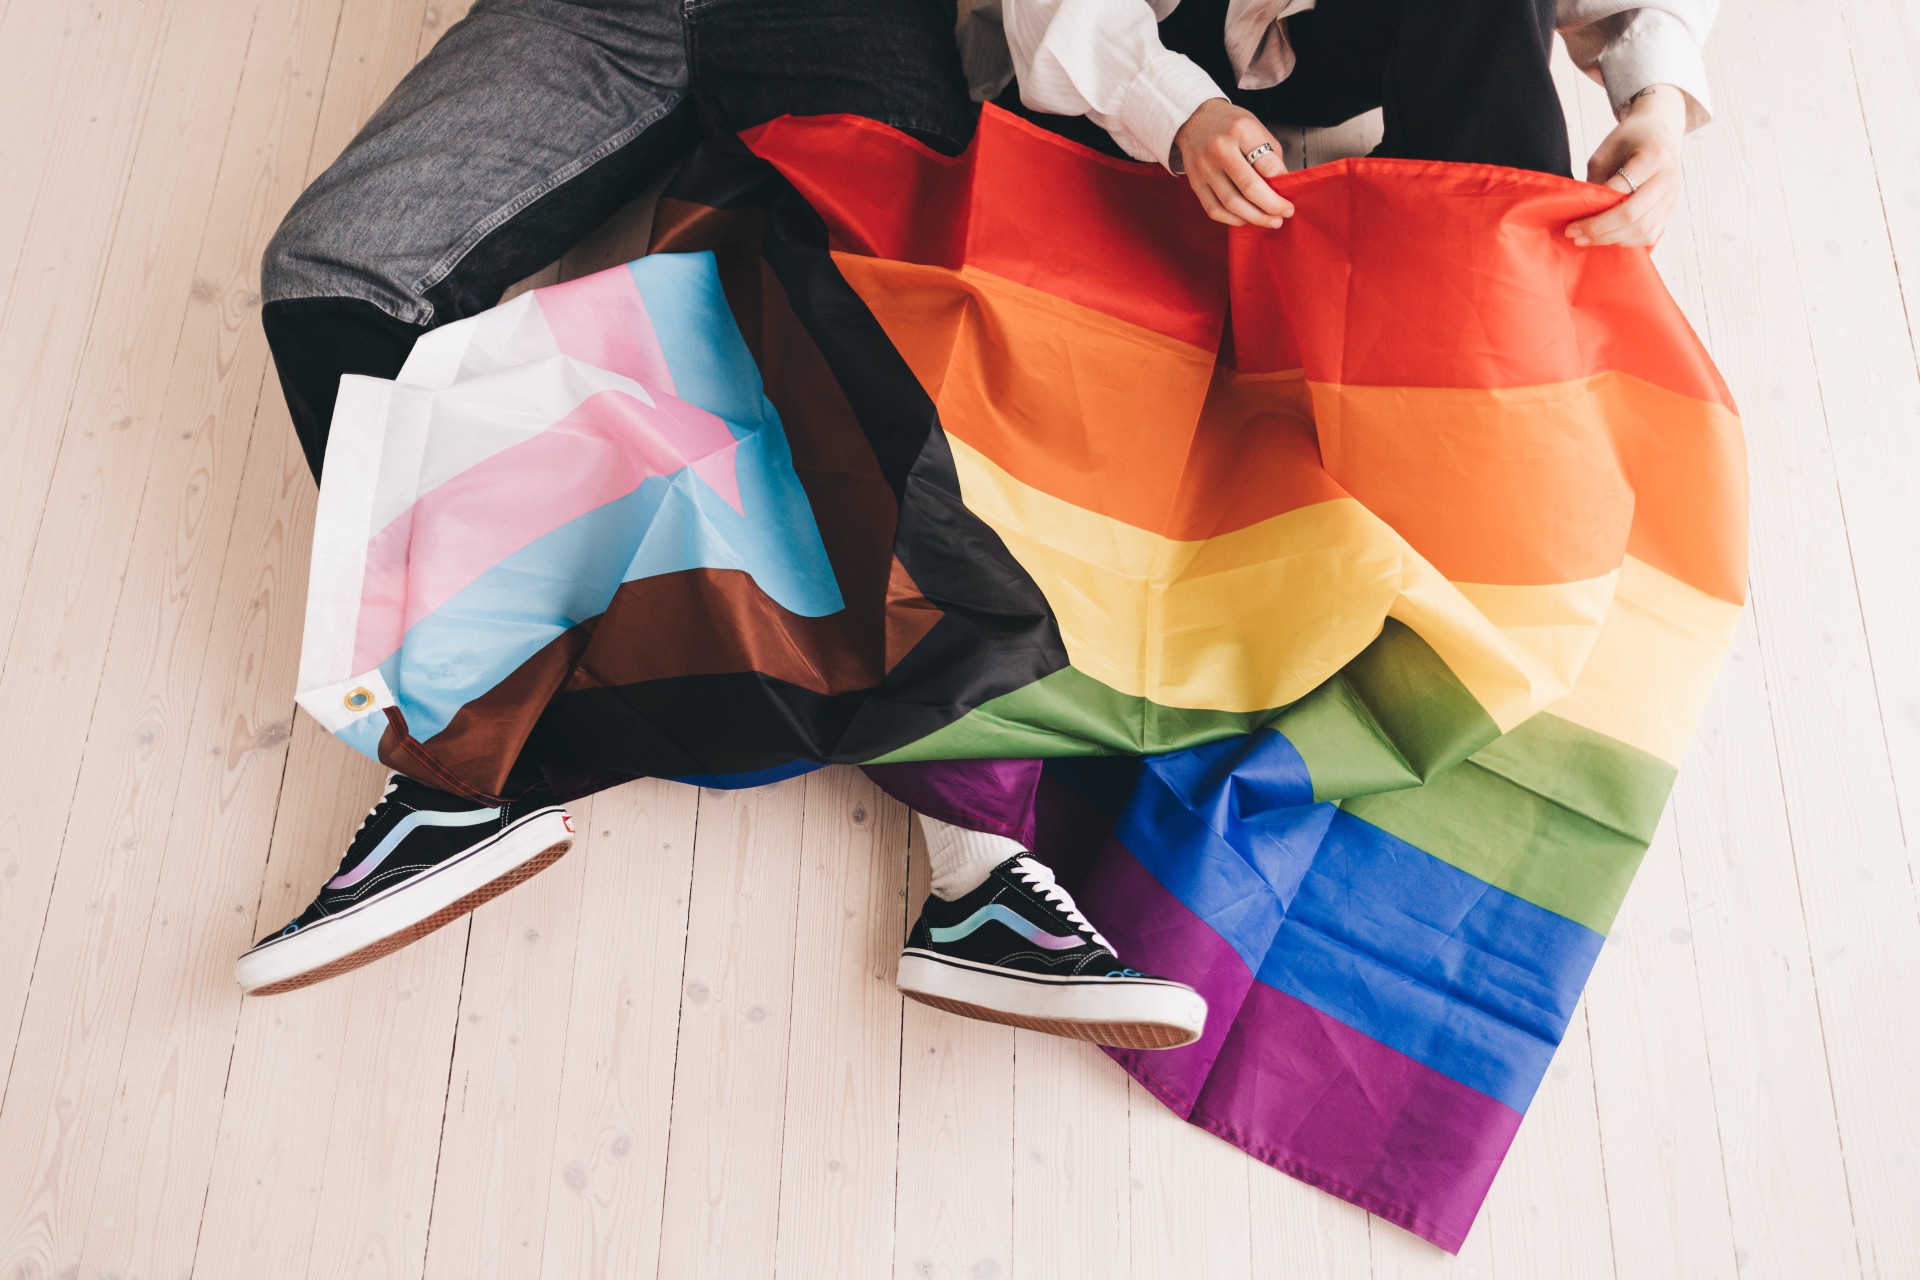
[
  {"xmin": 901, "ymin": 987, "xmax": 1199, "ymax": 1051},
  {"xmin": 246, "ymin": 840, "xmax": 571, "ymax": 997}
]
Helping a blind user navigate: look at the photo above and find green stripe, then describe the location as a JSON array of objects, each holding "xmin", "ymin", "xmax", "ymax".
[
  {"xmin": 865, "ymin": 666, "xmax": 1283, "ymax": 763},
  {"xmin": 1470, "ymin": 712, "xmax": 1677, "ymax": 844},
  {"xmin": 1276, "ymin": 619, "xmax": 1499, "ymax": 802},
  {"xmin": 1342, "ymin": 712, "xmax": 1677, "ymax": 934}
]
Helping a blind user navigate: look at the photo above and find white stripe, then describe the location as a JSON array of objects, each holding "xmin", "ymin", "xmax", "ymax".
[{"xmin": 299, "ymin": 375, "xmax": 393, "ymax": 693}]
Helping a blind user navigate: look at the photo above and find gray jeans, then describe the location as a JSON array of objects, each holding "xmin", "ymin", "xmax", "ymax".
[{"xmin": 261, "ymin": 0, "xmax": 974, "ymax": 479}]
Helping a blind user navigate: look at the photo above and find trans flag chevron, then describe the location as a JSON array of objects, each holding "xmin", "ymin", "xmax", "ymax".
[{"xmin": 292, "ymin": 106, "xmax": 1746, "ymax": 1251}]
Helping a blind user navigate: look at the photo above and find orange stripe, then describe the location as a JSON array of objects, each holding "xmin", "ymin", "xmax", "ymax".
[
  {"xmin": 835, "ymin": 254, "xmax": 1345, "ymax": 538},
  {"xmin": 839, "ymin": 253, "xmax": 1744, "ymax": 600},
  {"xmin": 1312, "ymin": 375, "xmax": 1745, "ymax": 599}
]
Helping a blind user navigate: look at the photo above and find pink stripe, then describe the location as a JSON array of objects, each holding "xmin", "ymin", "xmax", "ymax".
[
  {"xmin": 533, "ymin": 264, "xmax": 675, "ymax": 395},
  {"xmin": 1085, "ymin": 843, "xmax": 1519, "ymax": 1255},
  {"xmin": 351, "ymin": 389, "xmax": 740, "ymax": 674}
]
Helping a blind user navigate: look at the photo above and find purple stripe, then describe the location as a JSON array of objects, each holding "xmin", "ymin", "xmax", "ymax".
[
  {"xmin": 1085, "ymin": 840, "xmax": 1522, "ymax": 1254},
  {"xmin": 861, "ymin": 758, "xmax": 1042, "ymax": 848},
  {"xmin": 1074, "ymin": 838, "xmax": 1256, "ymax": 1110}
]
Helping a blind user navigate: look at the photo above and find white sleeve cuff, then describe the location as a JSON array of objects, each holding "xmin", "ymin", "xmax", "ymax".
[
  {"xmin": 1596, "ymin": 7, "xmax": 1714, "ymax": 130},
  {"xmin": 1110, "ymin": 50, "xmax": 1230, "ymax": 172}
]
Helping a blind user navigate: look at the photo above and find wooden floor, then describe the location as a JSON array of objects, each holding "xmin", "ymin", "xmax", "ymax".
[{"xmin": 2, "ymin": 1, "xmax": 1917, "ymax": 1276}]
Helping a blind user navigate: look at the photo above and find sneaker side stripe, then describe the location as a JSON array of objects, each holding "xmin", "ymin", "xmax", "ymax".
[
  {"xmin": 326, "ymin": 807, "xmax": 501, "ymax": 889},
  {"xmin": 929, "ymin": 904, "xmax": 1082, "ymax": 951}
]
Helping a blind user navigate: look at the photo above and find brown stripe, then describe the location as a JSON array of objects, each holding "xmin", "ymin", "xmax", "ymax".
[{"xmin": 408, "ymin": 195, "xmax": 957, "ymax": 795}]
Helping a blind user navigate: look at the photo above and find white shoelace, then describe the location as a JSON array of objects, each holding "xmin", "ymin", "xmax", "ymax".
[
  {"xmin": 351, "ymin": 776, "xmax": 401, "ymax": 842},
  {"xmin": 1010, "ymin": 856, "xmax": 1115, "ymax": 953}
]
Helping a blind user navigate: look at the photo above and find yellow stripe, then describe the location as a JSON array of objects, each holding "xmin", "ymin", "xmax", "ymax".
[
  {"xmin": 1545, "ymin": 556, "xmax": 1742, "ymax": 766},
  {"xmin": 949, "ymin": 435, "xmax": 1626, "ymax": 724}
]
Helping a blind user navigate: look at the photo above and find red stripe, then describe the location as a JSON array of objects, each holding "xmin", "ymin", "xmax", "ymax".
[
  {"xmin": 1233, "ymin": 157, "xmax": 1737, "ymax": 407},
  {"xmin": 741, "ymin": 107, "xmax": 1228, "ymax": 352}
]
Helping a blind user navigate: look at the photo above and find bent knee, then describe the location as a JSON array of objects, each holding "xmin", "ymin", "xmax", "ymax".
[{"xmin": 259, "ymin": 192, "xmax": 429, "ymax": 325}]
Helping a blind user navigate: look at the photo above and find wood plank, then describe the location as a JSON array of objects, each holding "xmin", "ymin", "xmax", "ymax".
[
  {"xmin": 1688, "ymin": 5, "xmax": 1920, "ymax": 1273},
  {"xmin": 300, "ymin": 919, "xmax": 472, "ymax": 1280},
  {"xmin": 655, "ymin": 778, "xmax": 810, "ymax": 1277},
  {"xmin": 419, "ymin": 811, "xmax": 590, "ymax": 1280},
  {"xmin": 0, "ymin": 0, "xmax": 121, "ymax": 295},
  {"xmin": 1011, "ymin": 1033, "xmax": 1132, "ymax": 1279},
  {"xmin": 0, "ymin": 0, "xmax": 180, "ymax": 1095},
  {"xmin": 1716, "ymin": 9, "xmax": 1920, "ymax": 1273},
  {"xmin": 1246, "ymin": 1165, "xmax": 1373, "ymax": 1280},
  {"xmin": 69, "ymin": 4, "xmax": 494, "ymax": 1276},
  {"xmin": 536, "ymin": 778, "xmax": 701, "ymax": 1280},
  {"xmin": 1126, "ymin": 1080, "xmax": 1253, "ymax": 1280},
  {"xmin": 0, "ymin": 3, "xmax": 290, "ymax": 1273},
  {"xmin": 0, "ymin": 0, "xmax": 175, "ymax": 651},
  {"xmin": 773, "ymin": 767, "xmax": 911, "ymax": 1277},
  {"xmin": 1369, "ymin": 1215, "xmax": 1494, "ymax": 1279},
  {"xmin": 264, "ymin": 3, "xmax": 498, "ymax": 1270},
  {"xmin": 73, "ymin": 396, "xmax": 328, "ymax": 1279},
  {"xmin": 192, "ymin": 716, "xmax": 390, "ymax": 1276},
  {"xmin": 1841, "ymin": 0, "xmax": 1920, "ymax": 352},
  {"xmin": 179, "ymin": 2, "xmax": 463, "ymax": 1275},
  {"xmin": 1584, "ymin": 817, "xmax": 1740, "ymax": 1280},
  {"xmin": 1667, "ymin": 612, "xmax": 1861, "ymax": 1276},
  {"xmin": 1479, "ymin": 1008, "xmax": 1615, "ymax": 1280},
  {"xmin": 892, "ymin": 814, "xmax": 1016, "ymax": 1280}
]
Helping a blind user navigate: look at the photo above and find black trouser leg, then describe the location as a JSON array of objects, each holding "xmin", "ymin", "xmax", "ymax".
[{"xmin": 1272, "ymin": 0, "xmax": 1571, "ymax": 174}]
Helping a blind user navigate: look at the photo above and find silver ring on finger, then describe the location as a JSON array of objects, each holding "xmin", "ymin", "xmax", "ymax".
[
  {"xmin": 1615, "ymin": 166, "xmax": 1639, "ymax": 193},
  {"xmin": 1245, "ymin": 142, "xmax": 1275, "ymax": 164}
]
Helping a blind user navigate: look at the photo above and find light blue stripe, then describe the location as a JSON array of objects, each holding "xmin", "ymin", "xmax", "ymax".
[
  {"xmin": 930, "ymin": 903, "xmax": 1082, "ymax": 952},
  {"xmin": 328, "ymin": 804, "xmax": 500, "ymax": 889},
  {"xmin": 332, "ymin": 252, "xmax": 846, "ymax": 761},
  {"xmin": 627, "ymin": 252, "xmax": 840, "ymax": 616}
]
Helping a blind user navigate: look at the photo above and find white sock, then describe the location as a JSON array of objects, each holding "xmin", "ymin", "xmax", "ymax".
[{"xmin": 920, "ymin": 815, "xmax": 1023, "ymax": 901}]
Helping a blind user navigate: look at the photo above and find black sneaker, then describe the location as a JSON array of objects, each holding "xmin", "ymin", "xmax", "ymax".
[
  {"xmin": 234, "ymin": 774, "xmax": 575, "ymax": 996},
  {"xmin": 897, "ymin": 855, "xmax": 1207, "ymax": 1050}
]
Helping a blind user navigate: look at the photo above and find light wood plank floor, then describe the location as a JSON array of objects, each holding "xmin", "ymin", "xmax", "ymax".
[{"xmin": 1, "ymin": 2, "xmax": 1915, "ymax": 1276}]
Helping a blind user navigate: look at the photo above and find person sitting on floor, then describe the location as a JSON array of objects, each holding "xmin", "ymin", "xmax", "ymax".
[{"xmin": 235, "ymin": 0, "xmax": 1211, "ymax": 1053}]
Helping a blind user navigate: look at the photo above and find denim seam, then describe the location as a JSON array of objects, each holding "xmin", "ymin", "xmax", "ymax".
[{"xmin": 405, "ymin": 91, "xmax": 685, "ymax": 320}]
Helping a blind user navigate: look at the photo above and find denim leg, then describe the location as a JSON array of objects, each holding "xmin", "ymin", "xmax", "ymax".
[{"xmin": 260, "ymin": 0, "xmax": 696, "ymax": 479}]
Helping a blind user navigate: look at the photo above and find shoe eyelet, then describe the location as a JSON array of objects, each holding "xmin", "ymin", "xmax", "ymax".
[{"xmin": 343, "ymin": 686, "xmax": 375, "ymax": 712}]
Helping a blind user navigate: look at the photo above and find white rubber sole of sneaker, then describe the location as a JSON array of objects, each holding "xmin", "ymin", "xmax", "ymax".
[
  {"xmin": 234, "ymin": 808, "xmax": 575, "ymax": 996},
  {"xmin": 897, "ymin": 951, "xmax": 1207, "ymax": 1050}
]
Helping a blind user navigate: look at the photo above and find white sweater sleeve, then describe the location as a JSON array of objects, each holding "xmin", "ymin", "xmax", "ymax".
[
  {"xmin": 1000, "ymin": 0, "xmax": 1228, "ymax": 171},
  {"xmin": 1558, "ymin": 0, "xmax": 1718, "ymax": 129}
]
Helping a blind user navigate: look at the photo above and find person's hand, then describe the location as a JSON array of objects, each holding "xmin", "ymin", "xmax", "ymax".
[
  {"xmin": 1566, "ymin": 84, "xmax": 1689, "ymax": 247},
  {"xmin": 1172, "ymin": 98, "xmax": 1293, "ymax": 229}
]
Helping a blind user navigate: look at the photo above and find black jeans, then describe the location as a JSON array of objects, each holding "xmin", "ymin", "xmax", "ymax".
[
  {"xmin": 260, "ymin": 0, "xmax": 975, "ymax": 480},
  {"xmin": 996, "ymin": 0, "xmax": 1573, "ymax": 177}
]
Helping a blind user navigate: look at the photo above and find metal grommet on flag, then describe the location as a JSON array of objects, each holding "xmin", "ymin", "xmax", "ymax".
[{"xmin": 343, "ymin": 687, "xmax": 375, "ymax": 713}]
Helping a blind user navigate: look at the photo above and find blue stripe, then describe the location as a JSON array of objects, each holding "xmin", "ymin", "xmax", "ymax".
[
  {"xmin": 1114, "ymin": 729, "xmax": 1602, "ymax": 1111},
  {"xmin": 629, "ymin": 252, "xmax": 839, "ymax": 616},
  {"xmin": 329, "ymin": 804, "xmax": 500, "ymax": 889},
  {"xmin": 672, "ymin": 760, "xmax": 825, "ymax": 790}
]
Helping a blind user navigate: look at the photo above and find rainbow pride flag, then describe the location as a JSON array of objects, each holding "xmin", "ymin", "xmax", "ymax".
[{"xmin": 294, "ymin": 106, "xmax": 1745, "ymax": 1250}]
